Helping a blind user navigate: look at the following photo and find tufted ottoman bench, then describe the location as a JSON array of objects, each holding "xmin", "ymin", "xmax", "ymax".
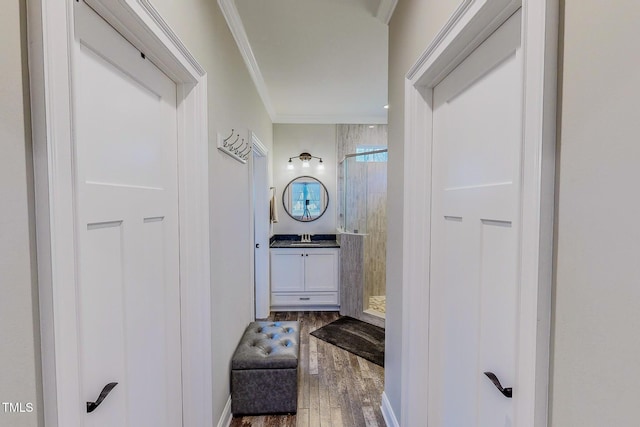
[{"xmin": 231, "ymin": 321, "xmax": 300, "ymax": 415}]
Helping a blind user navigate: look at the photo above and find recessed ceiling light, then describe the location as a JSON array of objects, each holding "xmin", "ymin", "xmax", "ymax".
[
  {"xmin": 369, "ymin": 125, "xmax": 375, "ymax": 128},
  {"xmin": 383, "ymin": 104, "xmax": 389, "ymax": 109}
]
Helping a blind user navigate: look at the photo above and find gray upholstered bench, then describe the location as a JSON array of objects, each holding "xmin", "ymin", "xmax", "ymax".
[{"xmin": 231, "ymin": 321, "xmax": 300, "ymax": 415}]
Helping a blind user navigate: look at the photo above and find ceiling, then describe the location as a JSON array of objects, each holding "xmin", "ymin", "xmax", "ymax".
[{"xmin": 221, "ymin": 0, "xmax": 394, "ymax": 124}]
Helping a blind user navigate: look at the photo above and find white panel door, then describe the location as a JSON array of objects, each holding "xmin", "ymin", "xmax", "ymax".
[
  {"xmin": 73, "ymin": 2, "xmax": 182, "ymax": 426},
  {"xmin": 252, "ymin": 149, "xmax": 270, "ymax": 319},
  {"xmin": 428, "ymin": 10, "xmax": 522, "ymax": 427}
]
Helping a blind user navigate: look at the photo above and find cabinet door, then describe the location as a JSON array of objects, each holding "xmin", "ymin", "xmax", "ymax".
[
  {"xmin": 271, "ymin": 250, "xmax": 305, "ymax": 292},
  {"xmin": 304, "ymin": 249, "xmax": 339, "ymax": 292}
]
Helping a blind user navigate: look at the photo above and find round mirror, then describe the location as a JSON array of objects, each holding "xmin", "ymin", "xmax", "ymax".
[{"xmin": 282, "ymin": 176, "xmax": 329, "ymax": 222}]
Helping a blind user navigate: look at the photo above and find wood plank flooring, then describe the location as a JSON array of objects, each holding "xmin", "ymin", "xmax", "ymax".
[{"xmin": 230, "ymin": 311, "xmax": 386, "ymax": 427}]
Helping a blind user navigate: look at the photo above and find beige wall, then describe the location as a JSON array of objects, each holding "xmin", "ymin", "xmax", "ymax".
[
  {"xmin": 386, "ymin": 0, "xmax": 461, "ymax": 420},
  {"xmin": 273, "ymin": 124, "xmax": 337, "ymax": 235},
  {"xmin": 141, "ymin": 0, "xmax": 274, "ymax": 422},
  {"xmin": 0, "ymin": 1, "xmax": 43, "ymax": 426},
  {"xmin": 551, "ymin": 0, "xmax": 640, "ymax": 425}
]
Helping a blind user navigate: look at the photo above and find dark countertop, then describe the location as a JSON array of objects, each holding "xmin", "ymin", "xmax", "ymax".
[
  {"xmin": 269, "ymin": 234, "xmax": 340, "ymax": 249},
  {"xmin": 270, "ymin": 240, "xmax": 340, "ymax": 249}
]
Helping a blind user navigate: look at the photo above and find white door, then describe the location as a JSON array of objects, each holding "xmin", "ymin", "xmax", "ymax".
[
  {"xmin": 428, "ymin": 10, "xmax": 522, "ymax": 426},
  {"xmin": 74, "ymin": 2, "xmax": 182, "ymax": 425},
  {"xmin": 252, "ymin": 144, "xmax": 270, "ymax": 319}
]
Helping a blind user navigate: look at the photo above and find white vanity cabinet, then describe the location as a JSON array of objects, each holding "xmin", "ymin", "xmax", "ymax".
[{"xmin": 270, "ymin": 247, "xmax": 340, "ymax": 310}]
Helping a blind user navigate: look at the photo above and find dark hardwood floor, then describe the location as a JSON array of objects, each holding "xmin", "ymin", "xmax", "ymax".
[{"xmin": 230, "ymin": 311, "xmax": 386, "ymax": 427}]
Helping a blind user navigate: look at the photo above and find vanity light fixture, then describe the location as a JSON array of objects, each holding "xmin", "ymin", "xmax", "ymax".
[{"xmin": 287, "ymin": 152, "xmax": 324, "ymax": 170}]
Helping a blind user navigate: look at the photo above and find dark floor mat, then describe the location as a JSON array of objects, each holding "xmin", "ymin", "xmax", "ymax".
[{"xmin": 310, "ymin": 316, "xmax": 384, "ymax": 367}]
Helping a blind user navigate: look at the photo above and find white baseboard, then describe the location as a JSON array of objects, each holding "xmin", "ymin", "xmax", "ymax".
[
  {"xmin": 216, "ymin": 396, "xmax": 232, "ymax": 427},
  {"xmin": 381, "ymin": 391, "xmax": 400, "ymax": 427}
]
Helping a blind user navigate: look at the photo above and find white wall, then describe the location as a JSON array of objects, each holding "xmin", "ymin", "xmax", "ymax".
[
  {"xmin": 386, "ymin": 0, "xmax": 461, "ymax": 421},
  {"xmin": 144, "ymin": 0, "xmax": 273, "ymax": 423},
  {"xmin": 0, "ymin": 1, "xmax": 43, "ymax": 426},
  {"xmin": 551, "ymin": 0, "xmax": 640, "ymax": 425},
  {"xmin": 273, "ymin": 124, "xmax": 337, "ymax": 235}
]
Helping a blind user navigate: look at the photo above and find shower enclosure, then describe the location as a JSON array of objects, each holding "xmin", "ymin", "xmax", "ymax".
[{"xmin": 338, "ymin": 148, "xmax": 387, "ymax": 319}]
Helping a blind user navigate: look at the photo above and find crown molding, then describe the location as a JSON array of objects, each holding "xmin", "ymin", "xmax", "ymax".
[
  {"xmin": 218, "ymin": 0, "xmax": 276, "ymax": 120},
  {"xmin": 219, "ymin": 0, "xmax": 390, "ymax": 123},
  {"xmin": 376, "ymin": 0, "xmax": 399, "ymax": 24}
]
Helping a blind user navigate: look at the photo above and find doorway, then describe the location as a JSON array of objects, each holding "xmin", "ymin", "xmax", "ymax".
[
  {"xmin": 74, "ymin": 3, "xmax": 182, "ymax": 424},
  {"xmin": 251, "ymin": 133, "xmax": 270, "ymax": 319},
  {"xmin": 401, "ymin": 1, "xmax": 557, "ymax": 425},
  {"xmin": 337, "ymin": 124, "xmax": 388, "ymax": 328},
  {"xmin": 29, "ymin": 0, "xmax": 212, "ymax": 425},
  {"xmin": 428, "ymin": 10, "xmax": 522, "ymax": 424}
]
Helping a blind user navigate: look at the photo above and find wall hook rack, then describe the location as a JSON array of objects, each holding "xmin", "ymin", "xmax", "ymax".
[{"xmin": 217, "ymin": 129, "xmax": 251, "ymax": 164}]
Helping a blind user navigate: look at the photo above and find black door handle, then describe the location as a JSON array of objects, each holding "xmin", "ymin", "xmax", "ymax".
[
  {"xmin": 87, "ymin": 382, "xmax": 118, "ymax": 413},
  {"xmin": 256, "ymin": 243, "xmax": 260, "ymax": 248},
  {"xmin": 483, "ymin": 372, "xmax": 512, "ymax": 398}
]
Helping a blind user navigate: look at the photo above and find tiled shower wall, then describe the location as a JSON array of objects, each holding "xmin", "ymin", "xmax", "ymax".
[{"xmin": 337, "ymin": 124, "xmax": 388, "ymax": 307}]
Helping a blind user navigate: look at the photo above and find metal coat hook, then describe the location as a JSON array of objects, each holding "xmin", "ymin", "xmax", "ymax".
[
  {"xmin": 223, "ymin": 129, "xmax": 235, "ymax": 143},
  {"xmin": 227, "ymin": 134, "xmax": 241, "ymax": 149},
  {"xmin": 239, "ymin": 143, "xmax": 252, "ymax": 157},
  {"xmin": 217, "ymin": 129, "xmax": 251, "ymax": 164},
  {"xmin": 232, "ymin": 138, "xmax": 245, "ymax": 153},
  {"xmin": 239, "ymin": 140, "xmax": 250, "ymax": 155}
]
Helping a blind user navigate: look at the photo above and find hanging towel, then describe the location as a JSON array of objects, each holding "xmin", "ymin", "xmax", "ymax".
[{"xmin": 270, "ymin": 191, "xmax": 279, "ymax": 223}]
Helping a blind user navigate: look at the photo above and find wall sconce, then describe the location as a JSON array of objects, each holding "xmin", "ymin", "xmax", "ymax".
[{"xmin": 287, "ymin": 152, "xmax": 324, "ymax": 170}]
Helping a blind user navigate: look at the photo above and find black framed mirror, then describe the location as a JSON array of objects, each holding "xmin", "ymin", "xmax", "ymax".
[{"xmin": 282, "ymin": 176, "xmax": 329, "ymax": 222}]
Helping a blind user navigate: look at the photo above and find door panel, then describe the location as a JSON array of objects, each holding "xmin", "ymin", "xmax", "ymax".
[
  {"xmin": 271, "ymin": 251, "xmax": 305, "ymax": 292},
  {"xmin": 305, "ymin": 251, "xmax": 338, "ymax": 292},
  {"xmin": 478, "ymin": 219, "xmax": 517, "ymax": 425},
  {"xmin": 428, "ymin": 9, "xmax": 522, "ymax": 427},
  {"xmin": 81, "ymin": 222, "xmax": 127, "ymax": 426},
  {"xmin": 74, "ymin": 2, "xmax": 181, "ymax": 426}
]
